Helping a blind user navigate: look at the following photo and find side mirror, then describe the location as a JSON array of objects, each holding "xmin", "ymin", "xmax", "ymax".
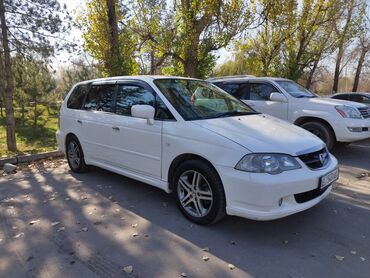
[
  {"xmin": 131, "ymin": 104, "xmax": 155, "ymax": 125},
  {"xmin": 270, "ymin": 92, "xmax": 287, "ymax": 103}
]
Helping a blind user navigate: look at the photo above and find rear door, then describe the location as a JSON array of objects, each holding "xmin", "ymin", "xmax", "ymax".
[
  {"xmin": 245, "ymin": 82, "xmax": 288, "ymax": 120},
  {"xmin": 78, "ymin": 82, "xmax": 117, "ymax": 164}
]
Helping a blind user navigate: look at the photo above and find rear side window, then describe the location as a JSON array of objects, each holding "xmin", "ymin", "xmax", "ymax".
[
  {"xmin": 333, "ymin": 94, "xmax": 349, "ymax": 100},
  {"xmin": 219, "ymin": 83, "xmax": 248, "ymax": 99},
  {"xmin": 83, "ymin": 84, "xmax": 116, "ymax": 112},
  {"xmin": 67, "ymin": 84, "xmax": 88, "ymax": 109}
]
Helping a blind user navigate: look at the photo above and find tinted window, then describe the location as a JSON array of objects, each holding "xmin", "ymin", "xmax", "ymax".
[
  {"xmin": 83, "ymin": 84, "xmax": 116, "ymax": 112},
  {"xmin": 67, "ymin": 84, "xmax": 88, "ymax": 109},
  {"xmin": 349, "ymin": 94, "xmax": 368, "ymax": 103},
  {"xmin": 115, "ymin": 85, "xmax": 155, "ymax": 116},
  {"xmin": 155, "ymin": 95, "xmax": 175, "ymax": 120},
  {"xmin": 276, "ymin": 80, "xmax": 316, "ymax": 98},
  {"xmin": 332, "ymin": 94, "xmax": 349, "ymax": 100},
  {"xmin": 249, "ymin": 83, "xmax": 278, "ymax": 101},
  {"xmin": 220, "ymin": 83, "xmax": 244, "ymax": 99}
]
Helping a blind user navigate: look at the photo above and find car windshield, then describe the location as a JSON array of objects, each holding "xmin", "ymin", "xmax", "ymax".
[
  {"xmin": 154, "ymin": 79, "xmax": 256, "ymax": 121},
  {"xmin": 276, "ymin": 80, "xmax": 317, "ymax": 98}
]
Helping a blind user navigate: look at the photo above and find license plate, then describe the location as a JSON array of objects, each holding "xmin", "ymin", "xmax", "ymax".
[{"xmin": 320, "ymin": 168, "xmax": 339, "ymax": 190}]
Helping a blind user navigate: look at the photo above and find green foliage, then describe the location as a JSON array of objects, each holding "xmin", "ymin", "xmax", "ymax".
[
  {"xmin": 215, "ymin": 0, "xmax": 343, "ymax": 81},
  {"xmin": 0, "ymin": 105, "xmax": 59, "ymax": 156},
  {"xmin": 79, "ymin": 0, "xmax": 138, "ymax": 76}
]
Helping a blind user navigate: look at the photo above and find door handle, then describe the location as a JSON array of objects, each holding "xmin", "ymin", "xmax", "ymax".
[
  {"xmin": 112, "ymin": 126, "xmax": 120, "ymax": 131},
  {"xmin": 77, "ymin": 120, "xmax": 82, "ymax": 124}
]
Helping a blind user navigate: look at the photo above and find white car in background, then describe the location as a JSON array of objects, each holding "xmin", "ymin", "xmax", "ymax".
[
  {"xmin": 210, "ymin": 76, "xmax": 370, "ymax": 149},
  {"xmin": 57, "ymin": 76, "xmax": 338, "ymax": 224}
]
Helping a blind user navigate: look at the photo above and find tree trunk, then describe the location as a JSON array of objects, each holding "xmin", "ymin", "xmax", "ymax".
[
  {"xmin": 106, "ymin": 0, "xmax": 121, "ymax": 76},
  {"xmin": 352, "ymin": 47, "xmax": 368, "ymax": 92},
  {"xmin": 0, "ymin": 0, "xmax": 17, "ymax": 151},
  {"xmin": 0, "ymin": 44, "xmax": 4, "ymax": 118},
  {"xmin": 306, "ymin": 58, "xmax": 320, "ymax": 89},
  {"xmin": 332, "ymin": 44, "xmax": 344, "ymax": 93}
]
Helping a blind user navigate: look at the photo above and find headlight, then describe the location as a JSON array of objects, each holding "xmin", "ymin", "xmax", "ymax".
[
  {"xmin": 235, "ymin": 153, "xmax": 301, "ymax": 174},
  {"xmin": 335, "ymin": 105, "xmax": 362, "ymax": 119}
]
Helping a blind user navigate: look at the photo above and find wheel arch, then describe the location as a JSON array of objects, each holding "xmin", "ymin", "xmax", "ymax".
[
  {"xmin": 167, "ymin": 153, "xmax": 223, "ymax": 192},
  {"xmin": 294, "ymin": 116, "xmax": 337, "ymax": 141}
]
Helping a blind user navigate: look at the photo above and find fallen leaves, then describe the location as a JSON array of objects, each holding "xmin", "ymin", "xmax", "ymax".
[
  {"xmin": 335, "ymin": 255, "xmax": 344, "ymax": 261},
  {"xmin": 81, "ymin": 227, "xmax": 88, "ymax": 232},
  {"xmin": 123, "ymin": 265, "xmax": 133, "ymax": 274},
  {"xmin": 29, "ymin": 220, "xmax": 40, "ymax": 226},
  {"xmin": 180, "ymin": 272, "xmax": 187, "ymax": 277},
  {"xmin": 228, "ymin": 263, "xmax": 235, "ymax": 270},
  {"xmin": 13, "ymin": 233, "xmax": 24, "ymax": 239},
  {"xmin": 202, "ymin": 256, "xmax": 210, "ymax": 261}
]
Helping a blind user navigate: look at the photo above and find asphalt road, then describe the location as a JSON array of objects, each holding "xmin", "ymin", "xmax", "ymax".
[{"xmin": 0, "ymin": 140, "xmax": 369, "ymax": 278}]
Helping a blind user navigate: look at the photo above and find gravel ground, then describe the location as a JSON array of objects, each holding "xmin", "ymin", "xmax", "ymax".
[{"xmin": 0, "ymin": 140, "xmax": 369, "ymax": 278}]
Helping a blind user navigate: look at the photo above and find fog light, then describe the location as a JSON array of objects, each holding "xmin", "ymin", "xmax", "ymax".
[
  {"xmin": 278, "ymin": 198, "xmax": 283, "ymax": 207},
  {"xmin": 348, "ymin": 127, "xmax": 363, "ymax": 132}
]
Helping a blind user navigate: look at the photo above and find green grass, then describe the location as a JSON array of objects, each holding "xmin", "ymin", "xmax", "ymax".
[{"xmin": 0, "ymin": 105, "xmax": 59, "ymax": 157}]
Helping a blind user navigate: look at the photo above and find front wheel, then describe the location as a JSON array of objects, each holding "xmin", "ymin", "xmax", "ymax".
[
  {"xmin": 300, "ymin": 121, "xmax": 335, "ymax": 150},
  {"xmin": 173, "ymin": 160, "xmax": 226, "ymax": 225}
]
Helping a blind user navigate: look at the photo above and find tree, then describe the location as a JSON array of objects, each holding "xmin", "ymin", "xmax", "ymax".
[
  {"xmin": 80, "ymin": 0, "xmax": 138, "ymax": 76},
  {"xmin": 352, "ymin": 3, "xmax": 369, "ymax": 92},
  {"xmin": 129, "ymin": 0, "xmax": 252, "ymax": 78},
  {"xmin": 332, "ymin": 0, "xmax": 362, "ymax": 93},
  {"xmin": 0, "ymin": 0, "xmax": 71, "ymax": 151},
  {"xmin": 0, "ymin": 0, "xmax": 16, "ymax": 150}
]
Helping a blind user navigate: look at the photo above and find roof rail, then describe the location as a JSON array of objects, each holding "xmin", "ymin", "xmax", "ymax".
[{"xmin": 206, "ymin": 75, "xmax": 255, "ymax": 81}]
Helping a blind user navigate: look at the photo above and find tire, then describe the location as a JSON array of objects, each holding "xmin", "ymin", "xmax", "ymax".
[
  {"xmin": 66, "ymin": 135, "xmax": 88, "ymax": 173},
  {"xmin": 300, "ymin": 121, "xmax": 335, "ymax": 150},
  {"xmin": 173, "ymin": 160, "xmax": 226, "ymax": 225}
]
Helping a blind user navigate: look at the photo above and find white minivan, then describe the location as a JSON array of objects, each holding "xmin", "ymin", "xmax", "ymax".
[{"xmin": 57, "ymin": 76, "xmax": 338, "ymax": 224}]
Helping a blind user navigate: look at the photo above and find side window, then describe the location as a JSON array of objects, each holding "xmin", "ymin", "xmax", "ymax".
[
  {"xmin": 115, "ymin": 85, "xmax": 155, "ymax": 116},
  {"xmin": 349, "ymin": 94, "xmax": 363, "ymax": 103},
  {"xmin": 249, "ymin": 83, "xmax": 278, "ymax": 101},
  {"xmin": 83, "ymin": 84, "xmax": 116, "ymax": 112},
  {"xmin": 155, "ymin": 95, "xmax": 175, "ymax": 120},
  {"xmin": 220, "ymin": 83, "xmax": 243, "ymax": 99},
  {"xmin": 333, "ymin": 94, "xmax": 349, "ymax": 100},
  {"xmin": 67, "ymin": 84, "xmax": 88, "ymax": 109}
]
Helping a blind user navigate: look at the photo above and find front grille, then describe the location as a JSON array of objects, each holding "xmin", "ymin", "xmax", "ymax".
[
  {"xmin": 294, "ymin": 186, "xmax": 329, "ymax": 204},
  {"xmin": 298, "ymin": 148, "xmax": 329, "ymax": 170},
  {"xmin": 358, "ymin": 107, "xmax": 370, "ymax": 118}
]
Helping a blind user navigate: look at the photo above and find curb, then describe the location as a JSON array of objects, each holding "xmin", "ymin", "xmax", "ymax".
[{"xmin": 0, "ymin": 151, "xmax": 64, "ymax": 168}]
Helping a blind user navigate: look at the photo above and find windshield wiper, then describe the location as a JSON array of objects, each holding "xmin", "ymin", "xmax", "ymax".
[{"xmin": 214, "ymin": 111, "xmax": 257, "ymax": 118}]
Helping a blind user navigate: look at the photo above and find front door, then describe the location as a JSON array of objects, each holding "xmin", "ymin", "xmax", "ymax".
[
  {"xmin": 108, "ymin": 82, "xmax": 163, "ymax": 179},
  {"xmin": 243, "ymin": 82, "xmax": 288, "ymax": 120}
]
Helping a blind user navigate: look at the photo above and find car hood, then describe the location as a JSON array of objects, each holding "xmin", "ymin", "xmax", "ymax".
[
  {"xmin": 192, "ymin": 114, "xmax": 325, "ymax": 156},
  {"xmin": 304, "ymin": 97, "xmax": 367, "ymax": 108}
]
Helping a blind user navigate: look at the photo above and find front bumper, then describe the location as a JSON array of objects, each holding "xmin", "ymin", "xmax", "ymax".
[
  {"xmin": 334, "ymin": 118, "xmax": 370, "ymax": 142},
  {"xmin": 216, "ymin": 154, "xmax": 338, "ymax": 221}
]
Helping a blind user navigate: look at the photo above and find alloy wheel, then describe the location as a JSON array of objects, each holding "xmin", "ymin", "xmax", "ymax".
[
  {"xmin": 177, "ymin": 170, "xmax": 213, "ymax": 218},
  {"xmin": 67, "ymin": 141, "xmax": 81, "ymax": 169}
]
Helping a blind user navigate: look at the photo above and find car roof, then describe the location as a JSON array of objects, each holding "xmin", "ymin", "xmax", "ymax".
[
  {"xmin": 207, "ymin": 76, "xmax": 291, "ymax": 83},
  {"xmin": 75, "ymin": 75, "xmax": 202, "ymax": 86}
]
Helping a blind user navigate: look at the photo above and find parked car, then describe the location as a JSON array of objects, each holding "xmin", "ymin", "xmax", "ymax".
[
  {"xmin": 57, "ymin": 76, "xmax": 338, "ymax": 224},
  {"xmin": 331, "ymin": 92, "xmax": 370, "ymax": 108},
  {"xmin": 209, "ymin": 76, "xmax": 370, "ymax": 150}
]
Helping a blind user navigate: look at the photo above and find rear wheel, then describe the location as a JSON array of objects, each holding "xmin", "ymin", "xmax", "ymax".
[
  {"xmin": 300, "ymin": 121, "xmax": 335, "ymax": 150},
  {"xmin": 66, "ymin": 136, "xmax": 88, "ymax": 173},
  {"xmin": 173, "ymin": 160, "xmax": 226, "ymax": 224}
]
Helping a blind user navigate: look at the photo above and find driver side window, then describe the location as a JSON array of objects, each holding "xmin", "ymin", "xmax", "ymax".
[{"xmin": 249, "ymin": 83, "xmax": 279, "ymax": 101}]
